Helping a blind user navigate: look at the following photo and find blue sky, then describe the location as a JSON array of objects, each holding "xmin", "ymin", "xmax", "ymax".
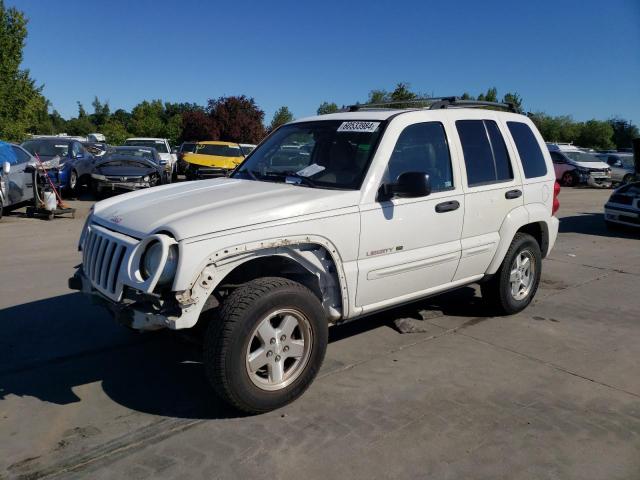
[{"xmin": 11, "ymin": 0, "xmax": 640, "ymax": 124}]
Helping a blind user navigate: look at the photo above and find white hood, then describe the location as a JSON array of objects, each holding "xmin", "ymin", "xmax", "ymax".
[
  {"xmin": 570, "ymin": 159, "xmax": 610, "ymax": 170},
  {"xmin": 92, "ymin": 178, "xmax": 359, "ymax": 241}
]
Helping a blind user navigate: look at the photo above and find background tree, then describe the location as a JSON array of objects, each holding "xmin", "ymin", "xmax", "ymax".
[
  {"xmin": 181, "ymin": 110, "xmax": 217, "ymax": 142},
  {"xmin": 65, "ymin": 101, "xmax": 95, "ymax": 135},
  {"xmin": 317, "ymin": 101, "xmax": 339, "ymax": 115},
  {"xmin": 90, "ymin": 96, "xmax": 110, "ymax": 129},
  {"xmin": 502, "ymin": 92, "xmax": 523, "ymax": 112},
  {"xmin": 609, "ymin": 117, "xmax": 639, "ymax": 150},
  {"xmin": 101, "ymin": 118, "xmax": 130, "ymax": 145},
  {"xmin": 0, "ymin": 0, "xmax": 50, "ymax": 141},
  {"xmin": 269, "ymin": 106, "xmax": 293, "ymax": 131},
  {"xmin": 207, "ymin": 95, "xmax": 265, "ymax": 144},
  {"xmin": 576, "ymin": 119, "xmax": 615, "ymax": 150}
]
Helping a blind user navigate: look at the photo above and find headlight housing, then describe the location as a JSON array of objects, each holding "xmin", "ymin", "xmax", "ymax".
[{"xmin": 141, "ymin": 242, "xmax": 178, "ymax": 285}]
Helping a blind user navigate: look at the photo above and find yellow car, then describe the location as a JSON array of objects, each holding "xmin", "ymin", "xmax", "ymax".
[{"xmin": 183, "ymin": 141, "xmax": 245, "ymax": 179}]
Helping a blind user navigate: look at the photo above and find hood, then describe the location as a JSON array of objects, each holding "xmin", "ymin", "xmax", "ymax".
[
  {"xmin": 92, "ymin": 178, "xmax": 359, "ymax": 240},
  {"xmin": 569, "ymin": 159, "xmax": 610, "ymax": 170},
  {"xmin": 96, "ymin": 156, "xmax": 159, "ymax": 171},
  {"xmin": 183, "ymin": 153, "xmax": 242, "ymax": 169}
]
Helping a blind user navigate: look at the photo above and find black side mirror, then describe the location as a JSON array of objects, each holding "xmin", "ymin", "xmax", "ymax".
[{"xmin": 379, "ymin": 172, "xmax": 431, "ymax": 200}]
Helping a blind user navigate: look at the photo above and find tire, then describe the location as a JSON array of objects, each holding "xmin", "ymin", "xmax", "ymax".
[
  {"xmin": 622, "ymin": 174, "xmax": 634, "ymax": 185},
  {"xmin": 204, "ymin": 277, "xmax": 328, "ymax": 414},
  {"xmin": 66, "ymin": 169, "xmax": 78, "ymax": 197},
  {"xmin": 481, "ymin": 233, "xmax": 542, "ymax": 315},
  {"xmin": 561, "ymin": 171, "xmax": 576, "ymax": 187}
]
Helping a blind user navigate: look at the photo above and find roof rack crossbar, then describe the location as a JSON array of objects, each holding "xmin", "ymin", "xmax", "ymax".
[{"xmin": 346, "ymin": 96, "xmax": 518, "ymax": 113}]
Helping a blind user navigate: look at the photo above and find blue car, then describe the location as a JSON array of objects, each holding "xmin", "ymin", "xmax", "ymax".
[{"xmin": 21, "ymin": 137, "xmax": 95, "ymax": 195}]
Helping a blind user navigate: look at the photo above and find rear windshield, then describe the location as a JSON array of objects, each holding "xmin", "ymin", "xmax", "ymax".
[
  {"xmin": 180, "ymin": 143, "xmax": 197, "ymax": 153},
  {"xmin": 124, "ymin": 140, "xmax": 168, "ymax": 153},
  {"xmin": 21, "ymin": 139, "xmax": 69, "ymax": 157},
  {"xmin": 109, "ymin": 148, "xmax": 158, "ymax": 162},
  {"xmin": 196, "ymin": 144, "xmax": 243, "ymax": 157}
]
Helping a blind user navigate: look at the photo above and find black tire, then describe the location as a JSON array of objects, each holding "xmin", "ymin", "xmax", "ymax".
[
  {"xmin": 622, "ymin": 174, "xmax": 634, "ymax": 185},
  {"xmin": 65, "ymin": 169, "xmax": 79, "ymax": 197},
  {"xmin": 481, "ymin": 233, "xmax": 542, "ymax": 315},
  {"xmin": 561, "ymin": 171, "xmax": 577, "ymax": 187},
  {"xmin": 91, "ymin": 181, "xmax": 104, "ymax": 200},
  {"xmin": 204, "ymin": 277, "xmax": 328, "ymax": 414}
]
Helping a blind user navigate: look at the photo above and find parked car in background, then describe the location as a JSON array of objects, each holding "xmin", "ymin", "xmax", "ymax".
[
  {"xmin": 176, "ymin": 141, "xmax": 197, "ymax": 175},
  {"xmin": 604, "ymin": 181, "xmax": 640, "ymax": 229},
  {"xmin": 547, "ymin": 143, "xmax": 611, "ymax": 187},
  {"xmin": 83, "ymin": 142, "xmax": 108, "ymax": 158},
  {"xmin": 124, "ymin": 138, "xmax": 176, "ymax": 176},
  {"xmin": 87, "ymin": 133, "xmax": 106, "ymax": 143},
  {"xmin": 183, "ymin": 141, "xmax": 244, "ymax": 179},
  {"xmin": 0, "ymin": 142, "xmax": 36, "ymax": 218},
  {"xmin": 21, "ymin": 137, "xmax": 94, "ymax": 195},
  {"xmin": 596, "ymin": 153, "xmax": 635, "ymax": 185},
  {"xmin": 239, "ymin": 143, "xmax": 257, "ymax": 156},
  {"xmin": 91, "ymin": 146, "xmax": 168, "ymax": 197}
]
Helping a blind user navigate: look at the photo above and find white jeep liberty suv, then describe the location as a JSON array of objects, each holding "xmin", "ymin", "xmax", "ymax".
[{"xmin": 70, "ymin": 98, "xmax": 560, "ymax": 413}]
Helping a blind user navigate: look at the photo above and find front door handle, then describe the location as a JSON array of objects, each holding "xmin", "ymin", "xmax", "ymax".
[
  {"xmin": 435, "ymin": 200, "xmax": 460, "ymax": 213},
  {"xmin": 505, "ymin": 189, "xmax": 522, "ymax": 199}
]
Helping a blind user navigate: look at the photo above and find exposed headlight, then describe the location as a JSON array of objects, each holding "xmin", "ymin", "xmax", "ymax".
[
  {"xmin": 141, "ymin": 242, "xmax": 178, "ymax": 285},
  {"xmin": 143, "ymin": 175, "xmax": 150, "ymax": 182},
  {"xmin": 91, "ymin": 173, "xmax": 106, "ymax": 180}
]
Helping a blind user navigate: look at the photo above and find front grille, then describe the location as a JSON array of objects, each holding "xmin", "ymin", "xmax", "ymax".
[
  {"xmin": 105, "ymin": 176, "xmax": 142, "ymax": 182},
  {"xmin": 82, "ymin": 225, "xmax": 130, "ymax": 297}
]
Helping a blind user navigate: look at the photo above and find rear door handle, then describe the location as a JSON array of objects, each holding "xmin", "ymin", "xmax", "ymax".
[
  {"xmin": 435, "ymin": 200, "xmax": 460, "ymax": 213},
  {"xmin": 505, "ymin": 189, "xmax": 522, "ymax": 199}
]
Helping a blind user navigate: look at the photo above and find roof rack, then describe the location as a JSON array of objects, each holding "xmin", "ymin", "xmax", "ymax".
[{"xmin": 347, "ymin": 96, "xmax": 518, "ymax": 113}]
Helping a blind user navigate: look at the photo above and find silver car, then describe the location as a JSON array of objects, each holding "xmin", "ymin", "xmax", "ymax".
[
  {"xmin": 596, "ymin": 153, "xmax": 636, "ymax": 184},
  {"xmin": 0, "ymin": 144, "xmax": 36, "ymax": 219}
]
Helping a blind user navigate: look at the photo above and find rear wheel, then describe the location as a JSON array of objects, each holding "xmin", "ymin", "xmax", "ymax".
[
  {"xmin": 622, "ymin": 174, "xmax": 634, "ymax": 185},
  {"xmin": 481, "ymin": 233, "xmax": 542, "ymax": 315},
  {"xmin": 203, "ymin": 277, "xmax": 328, "ymax": 414}
]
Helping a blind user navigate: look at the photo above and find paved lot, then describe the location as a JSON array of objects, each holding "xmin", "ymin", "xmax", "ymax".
[{"xmin": 1, "ymin": 188, "xmax": 639, "ymax": 479}]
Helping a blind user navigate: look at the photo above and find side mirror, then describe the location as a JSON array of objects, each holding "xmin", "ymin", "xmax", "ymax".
[
  {"xmin": 24, "ymin": 161, "xmax": 37, "ymax": 173},
  {"xmin": 2, "ymin": 161, "xmax": 10, "ymax": 175},
  {"xmin": 380, "ymin": 172, "xmax": 431, "ymax": 200}
]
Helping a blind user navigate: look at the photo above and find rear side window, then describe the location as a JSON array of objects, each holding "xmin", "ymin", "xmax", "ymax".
[
  {"xmin": 456, "ymin": 120, "xmax": 514, "ymax": 186},
  {"xmin": 507, "ymin": 122, "xmax": 547, "ymax": 178}
]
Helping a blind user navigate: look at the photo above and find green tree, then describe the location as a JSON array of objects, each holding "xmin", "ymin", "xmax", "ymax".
[
  {"xmin": 502, "ymin": 92, "xmax": 523, "ymax": 113},
  {"xmin": 101, "ymin": 119, "xmax": 130, "ymax": 145},
  {"xmin": 317, "ymin": 101, "xmax": 339, "ymax": 115},
  {"xmin": 65, "ymin": 101, "xmax": 95, "ymax": 135},
  {"xmin": 130, "ymin": 100, "xmax": 165, "ymax": 137},
  {"xmin": 269, "ymin": 106, "xmax": 293, "ymax": 131},
  {"xmin": 609, "ymin": 117, "xmax": 639, "ymax": 150},
  {"xmin": 0, "ymin": 0, "xmax": 50, "ymax": 141},
  {"xmin": 90, "ymin": 96, "xmax": 110, "ymax": 128},
  {"xmin": 367, "ymin": 89, "xmax": 388, "ymax": 104},
  {"xmin": 576, "ymin": 119, "xmax": 614, "ymax": 150}
]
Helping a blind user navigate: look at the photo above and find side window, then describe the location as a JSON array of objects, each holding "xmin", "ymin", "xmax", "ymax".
[
  {"xmin": 11, "ymin": 146, "xmax": 30, "ymax": 164},
  {"xmin": 507, "ymin": 122, "xmax": 547, "ymax": 178},
  {"xmin": 72, "ymin": 142, "xmax": 82, "ymax": 157},
  {"xmin": 550, "ymin": 152, "xmax": 565, "ymax": 164},
  {"xmin": 386, "ymin": 122, "xmax": 453, "ymax": 192},
  {"xmin": 456, "ymin": 120, "xmax": 513, "ymax": 187}
]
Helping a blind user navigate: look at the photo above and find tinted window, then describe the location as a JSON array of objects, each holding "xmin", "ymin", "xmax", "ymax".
[
  {"xmin": 456, "ymin": 120, "xmax": 513, "ymax": 186},
  {"xmin": 550, "ymin": 152, "xmax": 565, "ymax": 163},
  {"xmin": 125, "ymin": 140, "xmax": 169, "ymax": 153},
  {"xmin": 196, "ymin": 144, "xmax": 243, "ymax": 157},
  {"xmin": 11, "ymin": 146, "xmax": 30, "ymax": 164},
  {"xmin": 21, "ymin": 139, "xmax": 70, "ymax": 158},
  {"xmin": 507, "ymin": 122, "xmax": 547, "ymax": 178},
  {"xmin": 387, "ymin": 122, "xmax": 453, "ymax": 191}
]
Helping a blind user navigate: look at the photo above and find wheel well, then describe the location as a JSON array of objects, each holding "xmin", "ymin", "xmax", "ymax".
[
  {"xmin": 517, "ymin": 222, "xmax": 549, "ymax": 257},
  {"xmin": 216, "ymin": 255, "xmax": 324, "ymax": 301}
]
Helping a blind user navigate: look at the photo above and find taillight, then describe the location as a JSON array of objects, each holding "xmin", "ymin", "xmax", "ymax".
[{"xmin": 552, "ymin": 181, "xmax": 560, "ymax": 215}]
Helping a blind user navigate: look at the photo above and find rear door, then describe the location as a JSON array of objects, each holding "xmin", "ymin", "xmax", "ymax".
[
  {"xmin": 357, "ymin": 120, "xmax": 464, "ymax": 308},
  {"xmin": 451, "ymin": 116, "xmax": 524, "ymax": 280}
]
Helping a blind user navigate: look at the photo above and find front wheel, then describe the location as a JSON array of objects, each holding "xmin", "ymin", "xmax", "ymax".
[
  {"xmin": 622, "ymin": 174, "xmax": 634, "ymax": 185},
  {"xmin": 65, "ymin": 169, "xmax": 78, "ymax": 197},
  {"xmin": 481, "ymin": 233, "xmax": 542, "ymax": 315},
  {"xmin": 561, "ymin": 171, "xmax": 577, "ymax": 187},
  {"xmin": 204, "ymin": 277, "xmax": 328, "ymax": 414}
]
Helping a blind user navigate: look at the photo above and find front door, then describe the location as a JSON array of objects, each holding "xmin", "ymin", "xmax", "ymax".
[{"xmin": 357, "ymin": 121, "xmax": 464, "ymax": 308}]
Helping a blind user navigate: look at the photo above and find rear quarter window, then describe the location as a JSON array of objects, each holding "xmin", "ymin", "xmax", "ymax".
[{"xmin": 507, "ymin": 122, "xmax": 547, "ymax": 178}]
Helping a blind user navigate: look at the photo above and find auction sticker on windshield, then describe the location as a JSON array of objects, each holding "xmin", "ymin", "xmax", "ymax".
[{"xmin": 337, "ymin": 121, "xmax": 380, "ymax": 133}]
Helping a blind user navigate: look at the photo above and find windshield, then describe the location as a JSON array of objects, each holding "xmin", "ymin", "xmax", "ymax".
[
  {"xmin": 233, "ymin": 120, "xmax": 384, "ymax": 190},
  {"xmin": 109, "ymin": 148, "xmax": 158, "ymax": 162},
  {"xmin": 180, "ymin": 142, "xmax": 197, "ymax": 153},
  {"xmin": 124, "ymin": 140, "xmax": 168, "ymax": 153},
  {"xmin": 240, "ymin": 145, "xmax": 255, "ymax": 156},
  {"xmin": 564, "ymin": 151, "xmax": 603, "ymax": 163},
  {"xmin": 196, "ymin": 144, "xmax": 243, "ymax": 157},
  {"xmin": 21, "ymin": 140, "xmax": 69, "ymax": 158}
]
